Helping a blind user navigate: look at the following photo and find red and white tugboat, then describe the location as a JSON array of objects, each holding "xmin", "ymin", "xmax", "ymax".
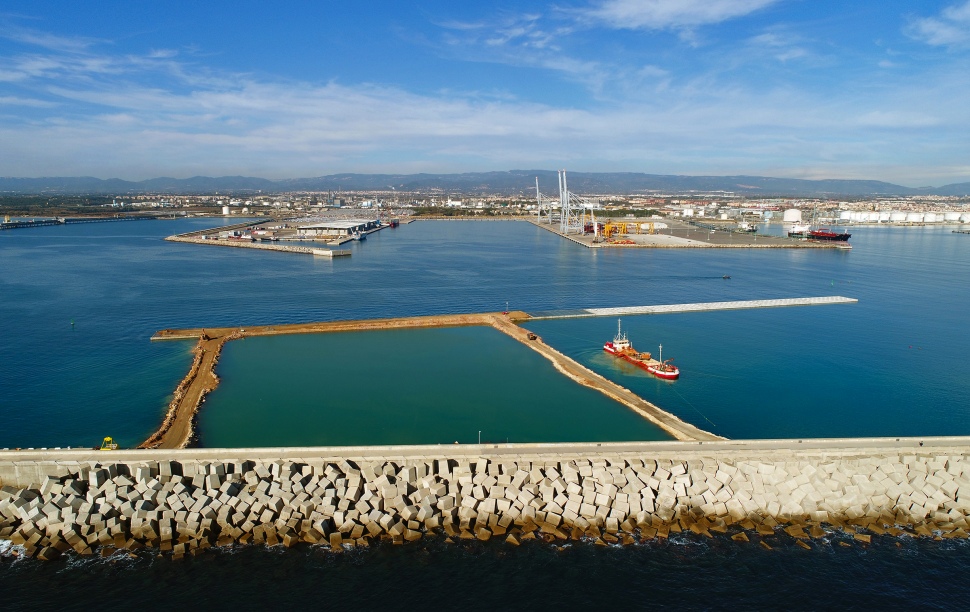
[{"xmin": 603, "ymin": 319, "xmax": 680, "ymax": 380}]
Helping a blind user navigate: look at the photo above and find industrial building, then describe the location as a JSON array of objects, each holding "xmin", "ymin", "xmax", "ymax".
[{"xmin": 297, "ymin": 219, "xmax": 379, "ymax": 237}]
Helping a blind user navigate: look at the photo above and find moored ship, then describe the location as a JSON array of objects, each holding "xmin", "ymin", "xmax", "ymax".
[
  {"xmin": 603, "ymin": 319, "xmax": 680, "ymax": 380},
  {"xmin": 808, "ymin": 227, "xmax": 851, "ymax": 241},
  {"xmin": 788, "ymin": 222, "xmax": 811, "ymax": 237}
]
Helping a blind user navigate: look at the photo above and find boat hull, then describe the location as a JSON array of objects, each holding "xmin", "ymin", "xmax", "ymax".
[
  {"xmin": 604, "ymin": 344, "xmax": 679, "ymax": 380},
  {"xmin": 808, "ymin": 230, "xmax": 851, "ymax": 241}
]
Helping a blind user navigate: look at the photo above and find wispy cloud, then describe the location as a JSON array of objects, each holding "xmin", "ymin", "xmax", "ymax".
[
  {"xmin": 907, "ymin": 1, "xmax": 970, "ymax": 48},
  {"xmin": 1, "ymin": 19, "xmax": 969, "ymax": 185},
  {"xmin": 581, "ymin": 0, "xmax": 780, "ymax": 30},
  {"xmin": 0, "ymin": 95, "xmax": 57, "ymax": 107}
]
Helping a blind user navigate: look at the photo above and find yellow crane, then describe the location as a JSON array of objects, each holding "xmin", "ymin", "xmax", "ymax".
[{"xmin": 98, "ymin": 437, "xmax": 119, "ymax": 451}]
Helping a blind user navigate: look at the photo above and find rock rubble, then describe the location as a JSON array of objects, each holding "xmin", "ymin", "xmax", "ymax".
[{"xmin": 2, "ymin": 452, "xmax": 969, "ymax": 560}]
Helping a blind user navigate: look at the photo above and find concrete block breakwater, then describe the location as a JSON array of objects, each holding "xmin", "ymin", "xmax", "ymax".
[{"xmin": 3, "ymin": 439, "xmax": 970, "ymax": 560}]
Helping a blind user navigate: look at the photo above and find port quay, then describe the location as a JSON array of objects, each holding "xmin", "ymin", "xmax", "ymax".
[{"xmin": 8, "ymin": 293, "xmax": 970, "ymax": 559}]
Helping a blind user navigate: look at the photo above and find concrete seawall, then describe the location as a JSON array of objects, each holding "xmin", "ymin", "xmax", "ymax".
[{"xmin": 3, "ymin": 437, "xmax": 969, "ymax": 560}]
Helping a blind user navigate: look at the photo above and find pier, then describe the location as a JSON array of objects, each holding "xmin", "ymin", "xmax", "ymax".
[
  {"xmin": 146, "ymin": 295, "xmax": 856, "ymax": 449},
  {"xmin": 165, "ymin": 235, "xmax": 351, "ymax": 257}
]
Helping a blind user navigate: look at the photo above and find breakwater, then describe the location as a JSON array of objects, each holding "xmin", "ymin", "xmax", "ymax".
[
  {"xmin": 0, "ymin": 215, "xmax": 168, "ymax": 231},
  {"xmin": 144, "ymin": 297, "xmax": 857, "ymax": 449},
  {"xmin": 3, "ymin": 437, "xmax": 969, "ymax": 561},
  {"xmin": 165, "ymin": 235, "xmax": 345, "ymax": 256},
  {"xmin": 147, "ymin": 312, "xmax": 720, "ymax": 448}
]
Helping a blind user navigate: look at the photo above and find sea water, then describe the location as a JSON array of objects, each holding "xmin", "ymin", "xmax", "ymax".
[
  {"xmin": 197, "ymin": 326, "xmax": 668, "ymax": 447},
  {"xmin": 1, "ymin": 219, "xmax": 968, "ymax": 447},
  {"xmin": 3, "ymin": 217, "xmax": 970, "ymax": 605}
]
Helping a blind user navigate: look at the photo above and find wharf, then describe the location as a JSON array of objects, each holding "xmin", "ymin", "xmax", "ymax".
[
  {"xmin": 528, "ymin": 219, "xmax": 850, "ymax": 249},
  {"xmin": 165, "ymin": 236, "xmax": 321, "ymax": 255}
]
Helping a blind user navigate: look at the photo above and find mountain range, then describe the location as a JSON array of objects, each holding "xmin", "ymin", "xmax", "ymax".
[{"xmin": 1, "ymin": 171, "xmax": 969, "ymax": 197}]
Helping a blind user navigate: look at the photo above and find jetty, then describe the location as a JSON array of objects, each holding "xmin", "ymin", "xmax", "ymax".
[
  {"xmin": 146, "ymin": 296, "xmax": 856, "ymax": 449},
  {"xmin": 2, "ymin": 436, "xmax": 970, "ymax": 560},
  {"xmin": 529, "ymin": 296, "xmax": 858, "ymax": 319},
  {"xmin": 0, "ymin": 215, "xmax": 171, "ymax": 231}
]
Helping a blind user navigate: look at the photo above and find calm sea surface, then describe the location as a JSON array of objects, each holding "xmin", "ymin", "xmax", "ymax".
[
  {"xmin": 2, "ymin": 217, "xmax": 970, "ymax": 605},
  {"xmin": 198, "ymin": 327, "xmax": 668, "ymax": 447}
]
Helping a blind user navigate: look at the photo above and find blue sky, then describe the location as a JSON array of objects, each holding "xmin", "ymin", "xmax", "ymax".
[{"xmin": 1, "ymin": 1, "xmax": 969, "ymax": 185}]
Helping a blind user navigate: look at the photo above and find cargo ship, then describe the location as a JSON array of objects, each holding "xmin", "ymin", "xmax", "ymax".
[
  {"xmin": 808, "ymin": 228, "xmax": 851, "ymax": 241},
  {"xmin": 603, "ymin": 319, "xmax": 680, "ymax": 380}
]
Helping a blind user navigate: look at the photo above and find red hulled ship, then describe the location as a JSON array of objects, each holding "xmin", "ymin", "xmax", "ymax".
[{"xmin": 603, "ymin": 319, "xmax": 680, "ymax": 380}]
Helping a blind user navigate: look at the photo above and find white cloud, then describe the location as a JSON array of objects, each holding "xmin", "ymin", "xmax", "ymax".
[
  {"xmin": 0, "ymin": 95, "xmax": 57, "ymax": 107},
  {"xmin": 582, "ymin": 0, "xmax": 780, "ymax": 30},
  {"xmin": 1, "ymin": 24, "xmax": 970, "ymax": 185},
  {"xmin": 907, "ymin": 1, "xmax": 970, "ymax": 47}
]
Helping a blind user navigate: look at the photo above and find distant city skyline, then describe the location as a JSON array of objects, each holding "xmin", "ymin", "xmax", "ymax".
[{"xmin": 1, "ymin": 1, "xmax": 969, "ymax": 186}]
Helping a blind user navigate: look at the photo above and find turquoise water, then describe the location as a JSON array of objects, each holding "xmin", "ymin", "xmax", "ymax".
[
  {"xmin": 1, "ymin": 218, "xmax": 968, "ymax": 448},
  {"xmin": 199, "ymin": 326, "xmax": 669, "ymax": 446}
]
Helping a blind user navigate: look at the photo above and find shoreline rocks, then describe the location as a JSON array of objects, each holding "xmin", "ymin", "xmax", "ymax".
[{"xmin": 2, "ymin": 451, "xmax": 969, "ymax": 560}]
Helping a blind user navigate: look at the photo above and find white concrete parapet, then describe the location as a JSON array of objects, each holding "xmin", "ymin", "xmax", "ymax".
[{"xmin": 530, "ymin": 296, "xmax": 858, "ymax": 320}]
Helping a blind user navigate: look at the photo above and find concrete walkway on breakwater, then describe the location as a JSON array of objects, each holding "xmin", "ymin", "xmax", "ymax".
[
  {"xmin": 3, "ymin": 437, "xmax": 970, "ymax": 560},
  {"xmin": 529, "ymin": 296, "xmax": 859, "ymax": 319}
]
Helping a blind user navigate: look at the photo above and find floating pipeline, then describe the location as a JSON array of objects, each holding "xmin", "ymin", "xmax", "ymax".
[{"xmin": 1, "ymin": 438, "xmax": 970, "ymax": 560}]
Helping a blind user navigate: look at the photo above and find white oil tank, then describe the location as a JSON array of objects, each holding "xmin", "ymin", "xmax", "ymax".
[
  {"xmin": 839, "ymin": 211, "xmax": 852, "ymax": 221},
  {"xmin": 867, "ymin": 212, "xmax": 881, "ymax": 222},
  {"xmin": 222, "ymin": 206, "xmax": 230, "ymax": 215},
  {"xmin": 890, "ymin": 212, "xmax": 907, "ymax": 222},
  {"xmin": 783, "ymin": 209, "xmax": 802, "ymax": 223},
  {"xmin": 924, "ymin": 212, "xmax": 938, "ymax": 223},
  {"xmin": 906, "ymin": 212, "xmax": 924, "ymax": 222},
  {"xmin": 944, "ymin": 212, "xmax": 961, "ymax": 222},
  {"xmin": 961, "ymin": 213, "xmax": 970, "ymax": 222}
]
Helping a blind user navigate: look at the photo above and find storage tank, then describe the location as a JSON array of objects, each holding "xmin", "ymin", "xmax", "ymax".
[
  {"xmin": 961, "ymin": 213, "xmax": 970, "ymax": 223},
  {"xmin": 879, "ymin": 212, "xmax": 891, "ymax": 222},
  {"xmin": 906, "ymin": 212, "xmax": 924, "ymax": 222},
  {"xmin": 944, "ymin": 212, "xmax": 961, "ymax": 222},
  {"xmin": 850, "ymin": 211, "xmax": 864, "ymax": 222},
  {"xmin": 867, "ymin": 212, "xmax": 881, "ymax": 222},
  {"xmin": 783, "ymin": 209, "xmax": 802, "ymax": 222},
  {"xmin": 222, "ymin": 206, "xmax": 230, "ymax": 216},
  {"xmin": 839, "ymin": 211, "xmax": 852, "ymax": 221},
  {"xmin": 890, "ymin": 212, "xmax": 907, "ymax": 222},
  {"xmin": 923, "ymin": 212, "xmax": 938, "ymax": 223}
]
